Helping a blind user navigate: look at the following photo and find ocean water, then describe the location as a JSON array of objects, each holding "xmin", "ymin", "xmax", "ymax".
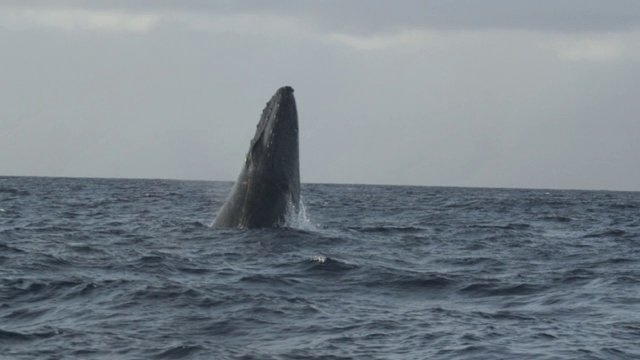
[{"xmin": 1, "ymin": 176, "xmax": 639, "ymax": 359}]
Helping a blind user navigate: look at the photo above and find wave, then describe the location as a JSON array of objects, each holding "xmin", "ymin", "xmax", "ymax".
[
  {"xmin": 303, "ymin": 256, "xmax": 361, "ymax": 274},
  {"xmin": 467, "ymin": 223, "xmax": 531, "ymax": 230},
  {"xmin": 1, "ymin": 278, "xmax": 86, "ymax": 302},
  {"xmin": 239, "ymin": 274, "xmax": 301, "ymax": 286},
  {"xmin": 0, "ymin": 187, "xmax": 30, "ymax": 196},
  {"xmin": 0, "ymin": 328, "xmax": 59, "ymax": 341},
  {"xmin": 0, "ymin": 243, "xmax": 24, "ymax": 253},
  {"xmin": 538, "ymin": 215, "xmax": 574, "ymax": 222},
  {"xmin": 359, "ymin": 269, "xmax": 458, "ymax": 292},
  {"xmin": 348, "ymin": 225, "xmax": 426, "ymax": 234},
  {"xmin": 460, "ymin": 282, "xmax": 548, "ymax": 297},
  {"xmin": 149, "ymin": 344, "xmax": 204, "ymax": 359},
  {"xmin": 472, "ymin": 310, "xmax": 537, "ymax": 321},
  {"xmin": 583, "ymin": 229, "xmax": 627, "ymax": 238}
]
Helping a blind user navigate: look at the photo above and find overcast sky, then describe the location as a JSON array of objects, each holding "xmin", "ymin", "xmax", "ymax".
[{"xmin": 1, "ymin": 1, "xmax": 639, "ymax": 191}]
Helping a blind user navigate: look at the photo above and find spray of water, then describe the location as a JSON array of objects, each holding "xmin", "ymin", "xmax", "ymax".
[{"xmin": 283, "ymin": 196, "xmax": 318, "ymax": 231}]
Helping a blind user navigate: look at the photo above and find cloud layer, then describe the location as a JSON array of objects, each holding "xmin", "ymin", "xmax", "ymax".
[{"xmin": 4, "ymin": 0, "xmax": 640, "ymax": 33}]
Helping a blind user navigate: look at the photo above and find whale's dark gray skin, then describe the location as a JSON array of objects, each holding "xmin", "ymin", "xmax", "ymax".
[{"xmin": 213, "ymin": 86, "xmax": 300, "ymax": 228}]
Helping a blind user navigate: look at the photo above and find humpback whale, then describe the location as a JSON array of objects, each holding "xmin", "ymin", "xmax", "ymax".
[{"xmin": 213, "ymin": 86, "xmax": 300, "ymax": 228}]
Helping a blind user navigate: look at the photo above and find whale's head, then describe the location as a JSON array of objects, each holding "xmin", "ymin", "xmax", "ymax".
[{"xmin": 247, "ymin": 86, "xmax": 299, "ymax": 188}]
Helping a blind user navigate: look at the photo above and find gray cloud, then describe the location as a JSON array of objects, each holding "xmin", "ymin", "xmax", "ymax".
[{"xmin": 4, "ymin": 0, "xmax": 640, "ymax": 34}]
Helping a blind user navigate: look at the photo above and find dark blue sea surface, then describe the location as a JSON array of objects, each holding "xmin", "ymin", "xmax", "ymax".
[{"xmin": 1, "ymin": 176, "xmax": 639, "ymax": 359}]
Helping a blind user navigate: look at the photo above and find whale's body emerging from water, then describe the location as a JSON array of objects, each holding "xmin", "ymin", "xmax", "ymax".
[{"xmin": 213, "ymin": 86, "xmax": 300, "ymax": 228}]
